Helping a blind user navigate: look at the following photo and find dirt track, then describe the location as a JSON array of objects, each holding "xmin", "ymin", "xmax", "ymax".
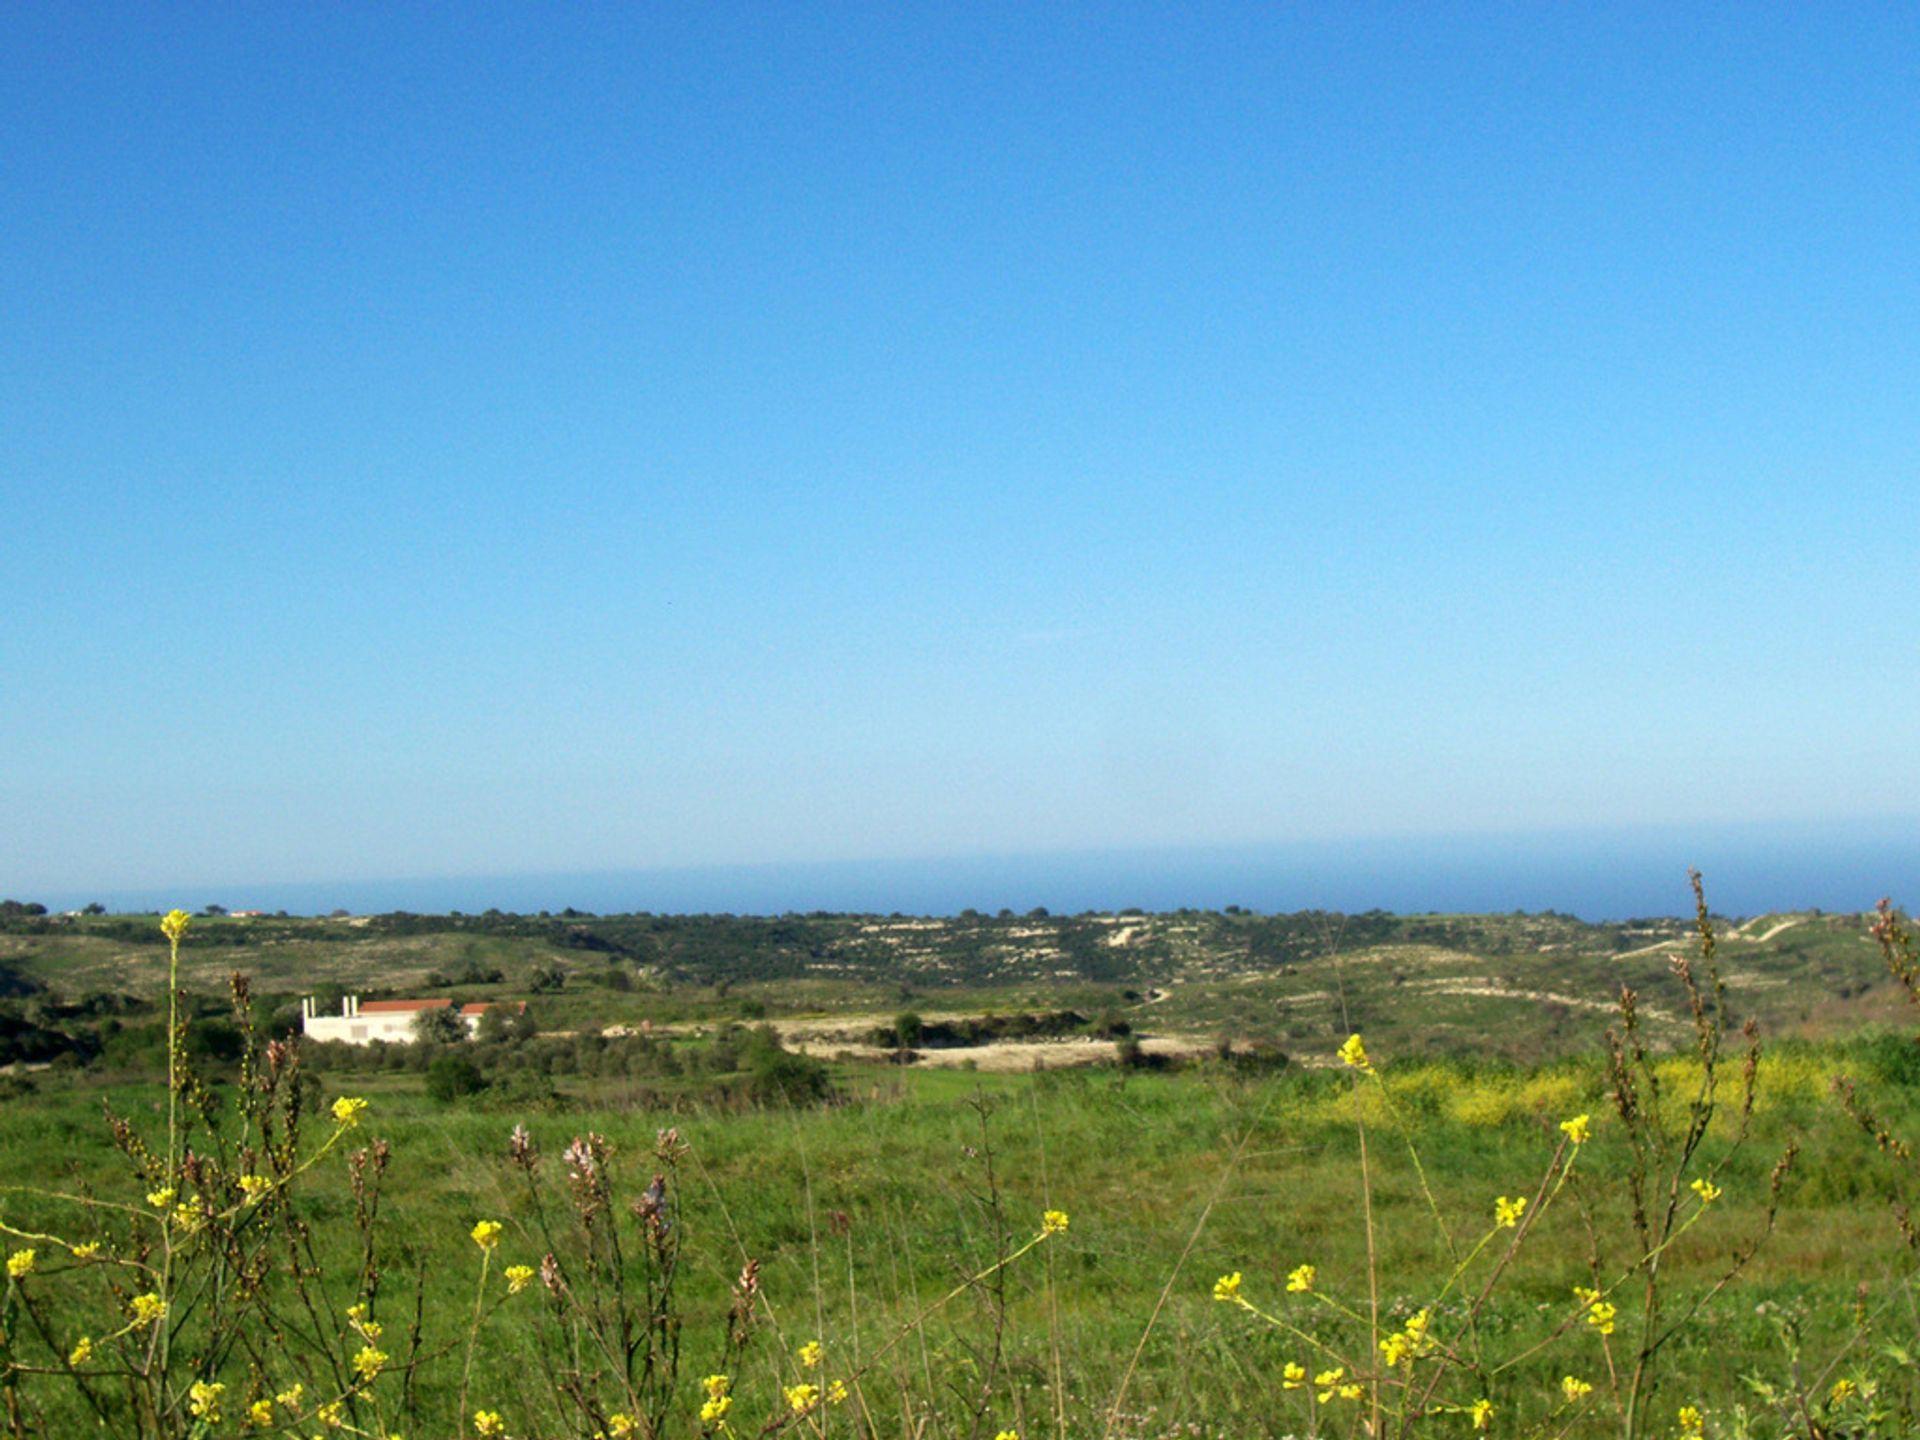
[{"xmin": 784, "ymin": 1032, "xmax": 1208, "ymax": 1072}]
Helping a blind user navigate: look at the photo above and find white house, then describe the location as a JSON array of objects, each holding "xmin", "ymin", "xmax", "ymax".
[{"xmin": 299, "ymin": 996, "xmax": 522, "ymax": 1045}]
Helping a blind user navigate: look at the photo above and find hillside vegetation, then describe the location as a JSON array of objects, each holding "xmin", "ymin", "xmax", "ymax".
[{"xmin": 0, "ymin": 904, "xmax": 1901, "ymax": 1073}]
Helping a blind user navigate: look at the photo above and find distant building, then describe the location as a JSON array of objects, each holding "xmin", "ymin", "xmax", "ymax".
[{"xmin": 299, "ymin": 996, "xmax": 524, "ymax": 1045}]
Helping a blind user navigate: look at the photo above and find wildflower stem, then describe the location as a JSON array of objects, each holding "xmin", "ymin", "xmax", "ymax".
[
  {"xmin": 157, "ymin": 917, "xmax": 183, "ymax": 1394},
  {"xmin": 1031, "ymin": 1084, "xmax": 1068, "ymax": 1440},
  {"xmin": 1226, "ymin": 1295, "xmax": 1348, "ymax": 1368},
  {"xmin": 1488, "ymin": 1198, "xmax": 1718, "ymax": 1379},
  {"xmin": 458, "ymin": 1247, "xmax": 494, "ymax": 1437},
  {"xmin": 1353, "ymin": 1066, "xmax": 1382, "ymax": 1439},
  {"xmin": 855, "ymin": 1227, "xmax": 1051, "ymax": 1375}
]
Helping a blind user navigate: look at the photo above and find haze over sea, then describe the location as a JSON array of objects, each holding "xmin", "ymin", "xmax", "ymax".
[{"xmin": 40, "ymin": 817, "xmax": 1919, "ymax": 923}]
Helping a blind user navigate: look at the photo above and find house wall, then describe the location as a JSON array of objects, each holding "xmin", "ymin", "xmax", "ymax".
[{"xmin": 299, "ymin": 996, "xmax": 490, "ymax": 1045}]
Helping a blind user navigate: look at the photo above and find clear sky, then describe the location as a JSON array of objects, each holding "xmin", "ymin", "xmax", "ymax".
[{"xmin": 4, "ymin": 5, "xmax": 1917, "ymax": 904}]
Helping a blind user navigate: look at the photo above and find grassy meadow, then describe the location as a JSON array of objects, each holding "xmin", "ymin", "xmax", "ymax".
[{"xmin": 3, "ymin": 902, "xmax": 1920, "ymax": 1438}]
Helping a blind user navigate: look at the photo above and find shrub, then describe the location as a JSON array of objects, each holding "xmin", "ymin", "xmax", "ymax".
[{"xmin": 426, "ymin": 1052, "xmax": 487, "ymax": 1103}]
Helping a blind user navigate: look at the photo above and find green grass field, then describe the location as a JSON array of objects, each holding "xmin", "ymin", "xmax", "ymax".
[
  {"xmin": 4, "ymin": 905, "xmax": 1919, "ymax": 1438},
  {"xmin": 5, "ymin": 1039, "xmax": 1920, "ymax": 1438}
]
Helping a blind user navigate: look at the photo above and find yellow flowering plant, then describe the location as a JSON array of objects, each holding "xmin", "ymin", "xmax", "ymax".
[
  {"xmin": 0, "ymin": 936, "xmax": 844, "ymax": 1440},
  {"xmin": 0, "ymin": 911, "xmax": 407, "ymax": 1440},
  {"xmin": 1206, "ymin": 937, "xmax": 1784, "ymax": 1440},
  {"xmin": 1207, "ymin": 1029, "xmax": 1595, "ymax": 1430},
  {"xmin": 1582, "ymin": 871, "xmax": 1791, "ymax": 1439}
]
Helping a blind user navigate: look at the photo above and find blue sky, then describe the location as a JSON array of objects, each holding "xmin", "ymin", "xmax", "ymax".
[{"xmin": 4, "ymin": 5, "xmax": 1918, "ymax": 905}]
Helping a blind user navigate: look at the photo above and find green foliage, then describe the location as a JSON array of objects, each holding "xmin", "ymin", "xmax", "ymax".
[
  {"xmin": 424, "ymin": 959, "xmax": 504, "ymax": 988},
  {"xmin": 426, "ymin": 1052, "xmax": 487, "ymax": 1102},
  {"xmin": 743, "ymin": 1027, "xmax": 831, "ymax": 1105},
  {"xmin": 411, "ymin": 1005, "xmax": 469, "ymax": 1045},
  {"xmin": 181, "ymin": 1016, "xmax": 245, "ymax": 1066},
  {"xmin": 1858, "ymin": 1030, "xmax": 1920, "ymax": 1087},
  {"xmin": 473, "ymin": 1004, "xmax": 535, "ymax": 1043}
]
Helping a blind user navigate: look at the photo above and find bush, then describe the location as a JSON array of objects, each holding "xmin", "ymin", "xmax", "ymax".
[
  {"xmin": 744, "ymin": 1029, "xmax": 831, "ymax": 1105},
  {"xmin": 425, "ymin": 1052, "xmax": 487, "ymax": 1102},
  {"xmin": 485, "ymin": 1069, "xmax": 560, "ymax": 1110}
]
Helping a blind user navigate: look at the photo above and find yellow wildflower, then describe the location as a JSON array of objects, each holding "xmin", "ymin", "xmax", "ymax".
[
  {"xmin": 471, "ymin": 1219, "xmax": 504, "ymax": 1250},
  {"xmin": 473, "ymin": 1412, "xmax": 506, "ymax": 1438},
  {"xmin": 6, "ymin": 1249, "xmax": 35, "ymax": 1279},
  {"xmin": 607, "ymin": 1417, "xmax": 637, "ymax": 1438},
  {"xmin": 1561, "ymin": 1376, "xmax": 1593, "ymax": 1403},
  {"xmin": 275, "ymin": 1383, "xmax": 304, "ymax": 1410},
  {"xmin": 1560, "ymin": 1113, "xmax": 1591, "ymax": 1145},
  {"xmin": 785, "ymin": 1383, "xmax": 821, "ymax": 1413},
  {"xmin": 798, "ymin": 1339, "xmax": 823, "ymax": 1368},
  {"xmin": 172, "ymin": 1203, "xmax": 200, "ymax": 1232},
  {"xmin": 1041, "ymin": 1209, "xmax": 1070, "ymax": 1235},
  {"xmin": 1212, "ymin": 1271, "xmax": 1242, "ymax": 1301},
  {"xmin": 161, "ymin": 909, "xmax": 192, "ymax": 942},
  {"xmin": 1282, "ymin": 1362, "xmax": 1306, "ymax": 1390},
  {"xmin": 995, "ymin": 1431, "xmax": 1020, "ymax": 1440},
  {"xmin": 358, "ymin": 1320, "xmax": 384, "ymax": 1342},
  {"xmin": 1383, "ymin": 1310, "xmax": 1435, "ymax": 1364},
  {"xmin": 352, "ymin": 1344, "xmax": 388, "ymax": 1380},
  {"xmin": 317, "ymin": 1399, "xmax": 345, "ymax": 1427},
  {"xmin": 701, "ymin": 1375, "xmax": 731, "ymax": 1401},
  {"xmin": 189, "ymin": 1380, "xmax": 225, "ymax": 1422},
  {"xmin": 1678, "ymin": 1404, "xmax": 1704, "ymax": 1437},
  {"xmin": 1495, "ymin": 1195, "xmax": 1527, "ymax": 1228},
  {"xmin": 1314, "ymin": 1367, "xmax": 1344, "ymax": 1402},
  {"xmin": 331, "ymin": 1096, "xmax": 368, "ymax": 1127},
  {"xmin": 147, "ymin": 1187, "xmax": 176, "ymax": 1208},
  {"xmin": 239, "ymin": 1174, "xmax": 273, "ymax": 1200},
  {"xmin": 68, "ymin": 1337, "xmax": 93, "ymax": 1367},
  {"xmin": 70, "ymin": 1242, "xmax": 101, "ymax": 1260},
  {"xmin": 1831, "ymin": 1377, "xmax": 1858, "ymax": 1404},
  {"xmin": 1470, "ymin": 1398, "xmax": 1493, "ymax": 1430},
  {"xmin": 1586, "ymin": 1300, "xmax": 1617, "ymax": 1336},
  {"xmin": 700, "ymin": 1395, "xmax": 732, "ymax": 1424},
  {"xmin": 827, "ymin": 1380, "xmax": 848, "ymax": 1405},
  {"xmin": 1338, "ymin": 1033, "xmax": 1370, "ymax": 1070},
  {"xmin": 1286, "ymin": 1263, "xmax": 1315, "ymax": 1292},
  {"xmin": 1337, "ymin": 1383, "xmax": 1364, "ymax": 1401},
  {"xmin": 129, "ymin": 1292, "xmax": 167, "ymax": 1327},
  {"xmin": 1690, "ymin": 1177, "xmax": 1722, "ymax": 1205},
  {"xmin": 505, "ymin": 1264, "xmax": 536, "ymax": 1294},
  {"xmin": 248, "ymin": 1397, "xmax": 275, "ymax": 1428}
]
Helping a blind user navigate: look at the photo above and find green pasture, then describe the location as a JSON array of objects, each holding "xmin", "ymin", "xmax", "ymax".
[{"xmin": 5, "ymin": 1040, "xmax": 1920, "ymax": 1438}]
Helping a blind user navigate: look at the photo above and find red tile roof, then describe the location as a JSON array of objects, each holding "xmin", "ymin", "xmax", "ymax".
[{"xmin": 358, "ymin": 999, "xmax": 453, "ymax": 1014}]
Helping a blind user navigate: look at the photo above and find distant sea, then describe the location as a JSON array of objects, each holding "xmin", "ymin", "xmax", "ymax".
[{"xmin": 41, "ymin": 818, "xmax": 1920, "ymax": 922}]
